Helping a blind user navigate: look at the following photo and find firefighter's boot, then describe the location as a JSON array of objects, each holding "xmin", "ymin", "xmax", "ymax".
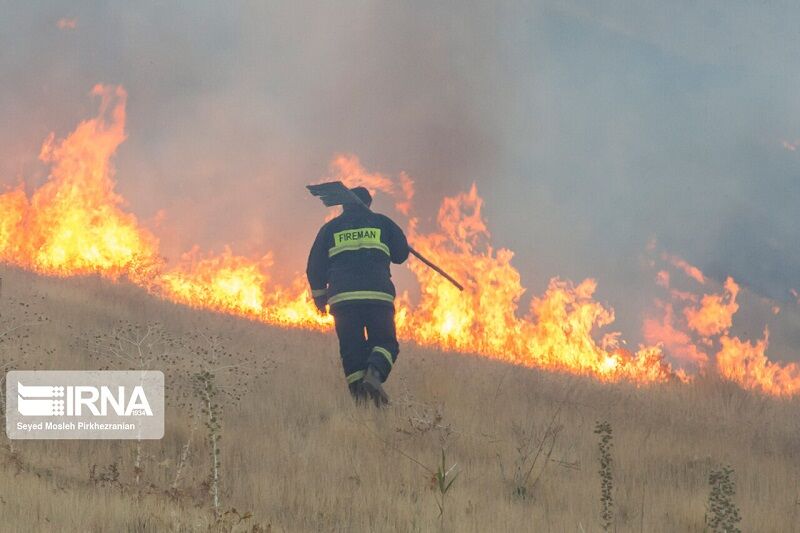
[
  {"xmin": 348, "ymin": 380, "xmax": 368, "ymax": 404},
  {"xmin": 362, "ymin": 365, "xmax": 389, "ymax": 407}
]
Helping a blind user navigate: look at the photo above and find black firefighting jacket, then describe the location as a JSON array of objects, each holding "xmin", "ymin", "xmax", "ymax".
[{"xmin": 306, "ymin": 207, "xmax": 410, "ymax": 311}]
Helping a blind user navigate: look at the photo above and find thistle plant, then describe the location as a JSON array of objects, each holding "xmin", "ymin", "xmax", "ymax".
[
  {"xmin": 194, "ymin": 370, "xmax": 222, "ymax": 515},
  {"xmin": 85, "ymin": 321, "xmax": 180, "ymax": 487},
  {"xmin": 183, "ymin": 329, "xmax": 269, "ymax": 516},
  {"xmin": 594, "ymin": 420, "xmax": 614, "ymax": 531},
  {"xmin": 705, "ymin": 465, "xmax": 742, "ymax": 533}
]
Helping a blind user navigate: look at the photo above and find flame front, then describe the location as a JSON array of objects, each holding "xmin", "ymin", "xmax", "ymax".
[{"xmin": 1, "ymin": 85, "xmax": 798, "ymax": 396}]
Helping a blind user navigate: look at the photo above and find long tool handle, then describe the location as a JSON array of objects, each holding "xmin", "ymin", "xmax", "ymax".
[{"xmin": 409, "ymin": 246, "xmax": 464, "ymax": 291}]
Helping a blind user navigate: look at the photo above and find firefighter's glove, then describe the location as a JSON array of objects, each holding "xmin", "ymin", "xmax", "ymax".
[{"xmin": 313, "ymin": 295, "xmax": 328, "ymax": 315}]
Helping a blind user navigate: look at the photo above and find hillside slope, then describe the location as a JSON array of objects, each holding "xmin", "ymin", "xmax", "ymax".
[{"xmin": 0, "ymin": 265, "xmax": 798, "ymax": 532}]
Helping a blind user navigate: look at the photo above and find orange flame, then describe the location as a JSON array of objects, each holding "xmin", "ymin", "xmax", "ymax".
[
  {"xmin": 684, "ymin": 277, "xmax": 739, "ymax": 338},
  {"xmin": 717, "ymin": 331, "xmax": 800, "ymax": 396},
  {"xmin": 0, "ymin": 85, "xmax": 161, "ymax": 282},
  {"xmin": 644, "ymin": 250, "xmax": 800, "ymax": 395},
  {"xmin": 1, "ymin": 85, "xmax": 798, "ymax": 396},
  {"xmin": 158, "ymin": 245, "xmax": 274, "ymax": 318},
  {"xmin": 643, "ymin": 301, "xmax": 709, "ymax": 367},
  {"xmin": 662, "ymin": 252, "xmax": 705, "ymax": 284},
  {"xmin": 326, "ymin": 154, "xmax": 415, "ymax": 215}
]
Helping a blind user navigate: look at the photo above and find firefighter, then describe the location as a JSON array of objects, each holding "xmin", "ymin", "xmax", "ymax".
[{"xmin": 306, "ymin": 186, "xmax": 409, "ymax": 406}]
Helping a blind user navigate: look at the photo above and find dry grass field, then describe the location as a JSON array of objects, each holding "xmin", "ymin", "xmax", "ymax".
[{"xmin": 0, "ymin": 264, "xmax": 799, "ymax": 532}]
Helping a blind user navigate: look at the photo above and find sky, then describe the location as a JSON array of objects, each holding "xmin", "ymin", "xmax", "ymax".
[{"xmin": 1, "ymin": 1, "xmax": 799, "ymax": 351}]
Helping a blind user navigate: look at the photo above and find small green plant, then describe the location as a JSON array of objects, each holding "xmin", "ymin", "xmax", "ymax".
[
  {"xmin": 432, "ymin": 448, "xmax": 459, "ymax": 532},
  {"xmin": 353, "ymin": 410, "xmax": 462, "ymax": 532},
  {"xmin": 705, "ymin": 465, "xmax": 742, "ymax": 533},
  {"xmin": 594, "ymin": 420, "xmax": 614, "ymax": 531}
]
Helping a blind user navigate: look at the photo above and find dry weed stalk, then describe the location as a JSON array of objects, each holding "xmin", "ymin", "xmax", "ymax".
[
  {"xmin": 170, "ymin": 414, "xmax": 198, "ymax": 494},
  {"xmin": 594, "ymin": 420, "xmax": 614, "ymax": 531},
  {"xmin": 705, "ymin": 465, "xmax": 742, "ymax": 533},
  {"xmin": 195, "ymin": 370, "xmax": 222, "ymax": 514},
  {"xmin": 497, "ymin": 405, "xmax": 563, "ymax": 500}
]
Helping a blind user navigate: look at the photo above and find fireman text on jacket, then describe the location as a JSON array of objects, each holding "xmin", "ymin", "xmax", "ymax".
[{"xmin": 329, "ymin": 227, "xmax": 388, "ymax": 257}]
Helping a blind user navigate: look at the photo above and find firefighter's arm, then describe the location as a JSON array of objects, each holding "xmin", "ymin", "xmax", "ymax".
[
  {"xmin": 306, "ymin": 226, "xmax": 330, "ymax": 313},
  {"xmin": 384, "ymin": 216, "xmax": 410, "ymax": 264}
]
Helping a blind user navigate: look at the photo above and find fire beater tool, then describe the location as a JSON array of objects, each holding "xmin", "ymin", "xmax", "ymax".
[{"xmin": 306, "ymin": 181, "xmax": 464, "ymax": 291}]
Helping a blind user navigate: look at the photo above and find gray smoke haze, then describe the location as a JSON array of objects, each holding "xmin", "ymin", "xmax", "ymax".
[{"xmin": 1, "ymin": 1, "xmax": 799, "ymax": 355}]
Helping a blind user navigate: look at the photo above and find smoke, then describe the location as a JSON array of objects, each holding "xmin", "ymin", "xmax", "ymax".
[{"xmin": 1, "ymin": 1, "xmax": 799, "ymax": 361}]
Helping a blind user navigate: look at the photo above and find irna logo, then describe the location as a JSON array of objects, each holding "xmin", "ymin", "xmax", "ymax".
[
  {"xmin": 17, "ymin": 382, "xmax": 153, "ymax": 417},
  {"xmin": 6, "ymin": 370, "xmax": 164, "ymax": 440}
]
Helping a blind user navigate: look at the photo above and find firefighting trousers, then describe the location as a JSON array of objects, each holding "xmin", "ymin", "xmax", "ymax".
[{"xmin": 332, "ymin": 304, "xmax": 399, "ymax": 384}]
